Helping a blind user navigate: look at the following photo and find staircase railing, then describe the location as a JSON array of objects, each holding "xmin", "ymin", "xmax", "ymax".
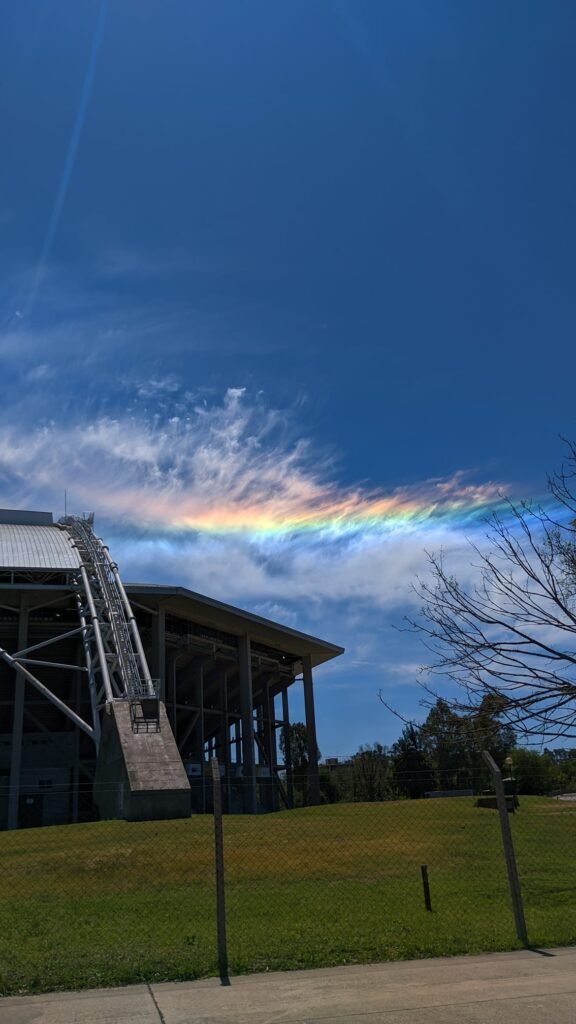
[{"xmin": 61, "ymin": 516, "xmax": 157, "ymax": 729}]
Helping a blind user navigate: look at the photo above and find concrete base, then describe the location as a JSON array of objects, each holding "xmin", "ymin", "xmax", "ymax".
[
  {"xmin": 94, "ymin": 701, "xmax": 190, "ymax": 821},
  {"xmin": 476, "ymin": 795, "xmax": 518, "ymax": 812}
]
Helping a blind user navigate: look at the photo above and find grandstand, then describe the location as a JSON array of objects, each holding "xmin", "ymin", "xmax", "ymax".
[{"xmin": 0, "ymin": 509, "xmax": 343, "ymax": 829}]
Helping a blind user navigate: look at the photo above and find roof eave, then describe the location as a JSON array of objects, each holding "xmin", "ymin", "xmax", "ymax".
[{"xmin": 125, "ymin": 583, "xmax": 344, "ymax": 668}]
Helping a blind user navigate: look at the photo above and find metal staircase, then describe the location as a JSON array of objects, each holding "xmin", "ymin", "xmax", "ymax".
[{"xmin": 61, "ymin": 515, "xmax": 158, "ymax": 734}]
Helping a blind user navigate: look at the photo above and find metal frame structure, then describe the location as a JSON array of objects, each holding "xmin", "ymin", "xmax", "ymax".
[
  {"xmin": 0, "ymin": 511, "xmax": 344, "ymax": 829},
  {"xmin": 1, "ymin": 586, "xmax": 98, "ymax": 829},
  {"xmin": 62, "ymin": 516, "xmax": 156, "ymax": 706},
  {"xmin": 134, "ymin": 587, "xmax": 334, "ymax": 815},
  {"xmin": 1, "ymin": 515, "xmax": 159, "ymax": 748}
]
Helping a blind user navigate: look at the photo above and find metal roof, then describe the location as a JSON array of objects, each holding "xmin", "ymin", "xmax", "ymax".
[
  {"xmin": 0, "ymin": 524, "xmax": 80, "ymax": 571},
  {"xmin": 0, "ymin": 508, "xmax": 53, "ymax": 526},
  {"xmin": 126, "ymin": 583, "xmax": 345, "ymax": 668}
]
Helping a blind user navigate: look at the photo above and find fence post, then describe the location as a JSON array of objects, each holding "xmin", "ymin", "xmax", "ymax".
[
  {"xmin": 482, "ymin": 750, "xmax": 528, "ymax": 946},
  {"xmin": 211, "ymin": 757, "xmax": 229, "ymax": 982},
  {"xmin": 420, "ymin": 864, "xmax": 432, "ymax": 911}
]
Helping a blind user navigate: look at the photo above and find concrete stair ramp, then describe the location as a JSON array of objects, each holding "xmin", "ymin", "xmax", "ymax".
[{"xmin": 94, "ymin": 700, "xmax": 191, "ymax": 821}]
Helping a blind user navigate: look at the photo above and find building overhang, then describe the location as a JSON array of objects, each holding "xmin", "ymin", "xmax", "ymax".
[{"xmin": 125, "ymin": 584, "xmax": 344, "ymax": 670}]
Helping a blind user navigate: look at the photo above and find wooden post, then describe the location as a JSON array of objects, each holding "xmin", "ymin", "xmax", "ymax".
[
  {"xmin": 420, "ymin": 864, "xmax": 432, "ymax": 911},
  {"xmin": 211, "ymin": 757, "xmax": 229, "ymax": 983},
  {"xmin": 482, "ymin": 750, "xmax": 528, "ymax": 946}
]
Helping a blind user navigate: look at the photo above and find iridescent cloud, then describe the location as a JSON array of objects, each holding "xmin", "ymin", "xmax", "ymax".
[{"xmin": 0, "ymin": 387, "xmax": 514, "ymax": 542}]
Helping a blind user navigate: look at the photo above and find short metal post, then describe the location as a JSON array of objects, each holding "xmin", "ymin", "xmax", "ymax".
[
  {"xmin": 211, "ymin": 757, "xmax": 229, "ymax": 982},
  {"xmin": 421, "ymin": 864, "xmax": 432, "ymax": 911},
  {"xmin": 482, "ymin": 750, "xmax": 528, "ymax": 946}
]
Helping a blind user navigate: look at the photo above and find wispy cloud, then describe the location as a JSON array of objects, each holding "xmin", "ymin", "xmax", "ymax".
[
  {"xmin": 0, "ymin": 386, "xmax": 523, "ymax": 610},
  {"xmin": 0, "ymin": 277, "xmax": 285, "ymax": 393},
  {"xmin": 0, "ymin": 386, "xmax": 506, "ymax": 531},
  {"xmin": 97, "ymin": 244, "xmax": 196, "ymax": 280}
]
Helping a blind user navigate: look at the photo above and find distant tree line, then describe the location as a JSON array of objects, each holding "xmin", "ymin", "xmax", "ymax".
[{"xmin": 282, "ymin": 699, "xmax": 576, "ymax": 806}]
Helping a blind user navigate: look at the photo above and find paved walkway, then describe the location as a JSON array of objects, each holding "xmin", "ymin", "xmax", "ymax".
[{"xmin": 3, "ymin": 947, "xmax": 576, "ymax": 1024}]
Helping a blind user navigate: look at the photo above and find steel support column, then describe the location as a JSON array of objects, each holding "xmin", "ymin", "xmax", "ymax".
[
  {"xmin": 220, "ymin": 668, "xmax": 231, "ymax": 812},
  {"xmin": 151, "ymin": 605, "xmax": 166, "ymax": 701},
  {"xmin": 239, "ymin": 634, "xmax": 257, "ymax": 813},
  {"xmin": 72, "ymin": 656, "xmax": 82, "ymax": 824},
  {"xmin": 263, "ymin": 677, "xmax": 278, "ymax": 811},
  {"xmin": 196, "ymin": 660, "xmax": 206, "ymax": 812},
  {"xmin": 281, "ymin": 686, "xmax": 294, "ymax": 808},
  {"xmin": 234, "ymin": 720, "xmax": 241, "ymax": 765},
  {"xmin": 7, "ymin": 596, "xmax": 29, "ymax": 830},
  {"xmin": 302, "ymin": 654, "xmax": 320, "ymax": 806}
]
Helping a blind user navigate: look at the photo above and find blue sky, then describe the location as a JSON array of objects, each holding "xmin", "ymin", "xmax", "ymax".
[{"xmin": 1, "ymin": 1, "xmax": 575, "ymax": 754}]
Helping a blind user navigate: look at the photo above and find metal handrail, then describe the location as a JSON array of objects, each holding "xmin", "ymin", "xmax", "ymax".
[{"xmin": 62, "ymin": 516, "xmax": 156, "ymax": 704}]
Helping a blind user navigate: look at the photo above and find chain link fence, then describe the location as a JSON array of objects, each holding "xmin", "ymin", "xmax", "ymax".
[{"xmin": 0, "ymin": 765, "xmax": 575, "ymax": 995}]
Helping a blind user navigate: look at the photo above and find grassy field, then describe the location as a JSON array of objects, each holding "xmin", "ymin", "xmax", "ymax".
[{"xmin": 0, "ymin": 796, "xmax": 575, "ymax": 995}]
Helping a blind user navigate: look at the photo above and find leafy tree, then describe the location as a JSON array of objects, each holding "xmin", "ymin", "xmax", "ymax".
[
  {"xmin": 390, "ymin": 723, "xmax": 434, "ymax": 798},
  {"xmin": 351, "ymin": 743, "xmax": 394, "ymax": 802},
  {"xmin": 408, "ymin": 442, "xmax": 576, "ymax": 741},
  {"xmin": 508, "ymin": 749, "xmax": 562, "ymax": 795},
  {"xmin": 279, "ymin": 722, "xmax": 320, "ymax": 806},
  {"xmin": 319, "ymin": 766, "xmax": 344, "ymax": 804},
  {"xmin": 419, "ymin": 697, "xmax": 514, "ymax": 789},
  {"xmin": 386, "ymin": 697, "xmax": 514, "ymax": 795},
  {"xmin": 320, "ymin": 760, "xmax": 355, "ymax": 803},
  {"xmin": 419, "ymin": 699, "xmax": 468, "ymax": 787},
  {"xmin": 545, "ymin": 747, "xmax": 576, "ymax": 791}
]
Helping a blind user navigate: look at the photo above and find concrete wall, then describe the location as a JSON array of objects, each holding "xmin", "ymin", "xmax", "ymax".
[{"xmin": 94, "ymin": 702, "xmax": 191, "ymax": 822}]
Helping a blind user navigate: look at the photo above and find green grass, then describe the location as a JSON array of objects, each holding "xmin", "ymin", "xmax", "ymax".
[{"xmin": 0, "ymin": 797, "xmax": 575, "ymax": 995}]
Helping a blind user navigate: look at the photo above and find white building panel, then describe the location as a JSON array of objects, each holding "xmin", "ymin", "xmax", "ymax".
[{"xmin": 0, "ymin": 525, "xmax": 80, "ymax": 571}]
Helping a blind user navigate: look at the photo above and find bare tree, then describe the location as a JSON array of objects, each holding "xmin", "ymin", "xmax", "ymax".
[{"xmin": 409, "ymin": 443, "xmax": 576, "ymax": 741}]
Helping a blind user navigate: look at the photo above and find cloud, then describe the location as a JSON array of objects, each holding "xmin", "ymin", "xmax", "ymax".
[
  {"xmin": 0, "ymin": 282, "xmax": 284, "ymax": 400},
  {"xmin": 135, "ymin": 375, "xmax": 181, "ymax": 399},
  {"xmin": 24, "ymin": 363, "xmax": 54, "ymax": 383},
  {"xmin": 0, "ymin": 386, "xmax": 520, "ymax": 611},
  {"xmin": 97, "ymin": 245, "xmax": 196, "ymax": 280}
]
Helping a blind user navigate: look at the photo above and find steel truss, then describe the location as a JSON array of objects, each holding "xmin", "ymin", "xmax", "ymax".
[
  {"xmin": 1, "ymin": 516, "xmax": 158, "ymax": 757},
  {"xmin": 62, "ymin": 515, "xmax": 157, "ymax": 723}
]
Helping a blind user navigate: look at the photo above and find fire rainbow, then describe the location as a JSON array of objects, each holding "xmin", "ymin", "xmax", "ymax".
[{"xmin": 141, "ymin": 481, "xmax": 527, "ymax": 540}]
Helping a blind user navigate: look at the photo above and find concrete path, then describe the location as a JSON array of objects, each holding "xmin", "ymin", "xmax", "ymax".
[{"xmin": 3, "ymin": 947, "xmax": 576, "ymax": 1024}]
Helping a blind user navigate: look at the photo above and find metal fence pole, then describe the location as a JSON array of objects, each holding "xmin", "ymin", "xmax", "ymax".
[
  {"xmin": 482, "ymin": 750, "xmax": 528, "ymax": 946},
  {"xmin": 211, "ymin": 757, "xmax": 229, "ymax": 982},
  {"xmin": 420, "ymin": 864, "xmax": 432, "ymax": 911}
]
